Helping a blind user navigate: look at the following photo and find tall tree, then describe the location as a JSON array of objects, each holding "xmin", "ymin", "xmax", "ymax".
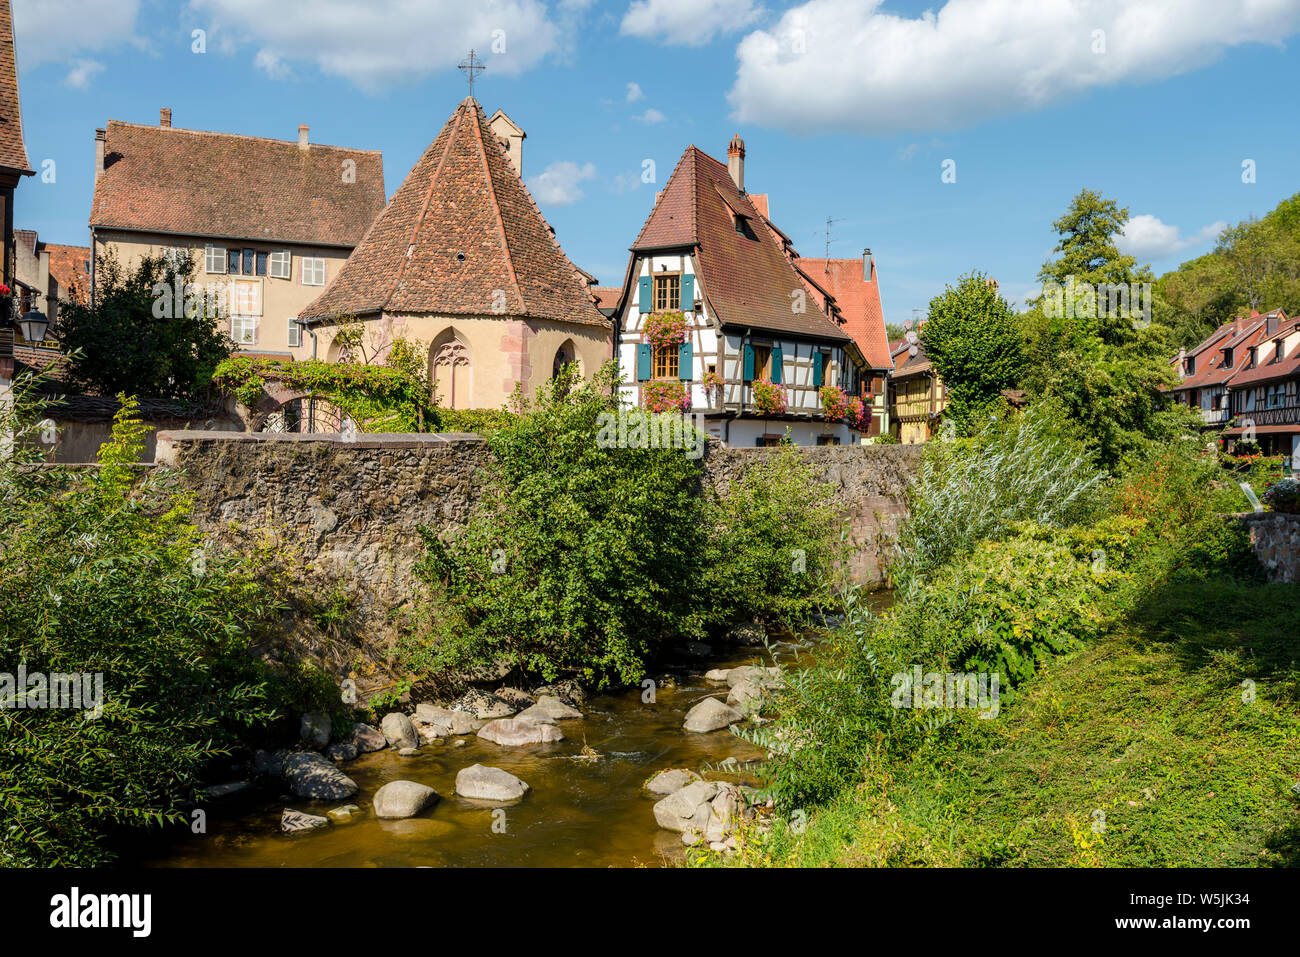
[{"xmin": 920, "ymin": 271, "xmax": 1025, "ymax": 435}]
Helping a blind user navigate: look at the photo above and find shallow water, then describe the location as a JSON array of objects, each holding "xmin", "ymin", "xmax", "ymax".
[{"xmin": 146, "ymin": 606, "xmax": 887, "ymax": 868}]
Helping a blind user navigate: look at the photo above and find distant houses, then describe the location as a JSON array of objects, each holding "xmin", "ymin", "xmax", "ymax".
[{"xmin": 89, "ymin": 108, "xmax": 387, "ymax": 359}]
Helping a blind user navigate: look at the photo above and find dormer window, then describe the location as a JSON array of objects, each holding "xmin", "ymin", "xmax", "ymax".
[
  {"xmin": 1183, "ymin": 356, "xmax": 1195, "ymax": 375},
  {"xmin": 1221, "ymin": 346, "xmax": 1233, "ymax": 368},
  {"xmin": 733, "ymin": 211, "xmax": 757, "ymax": 241}
]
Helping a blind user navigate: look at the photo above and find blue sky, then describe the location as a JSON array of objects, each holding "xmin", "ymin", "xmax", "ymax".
[{"xmin": 12, "ymin": 0, "xmax": 1300, "ymax": 327}]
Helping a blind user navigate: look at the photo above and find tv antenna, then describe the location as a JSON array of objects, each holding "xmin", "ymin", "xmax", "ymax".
[{"xmin": 813, "ymin": 216, "xmax": 846, "ymax": 266}]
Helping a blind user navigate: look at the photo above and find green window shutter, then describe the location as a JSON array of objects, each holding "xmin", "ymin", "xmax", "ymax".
[
  {"xmin": 743, "ymin": 343, "xmax": 755, "ymax": 382},
  {"xmin": 812, "ymin": 351, "xmax": 824, "ymax": 388},
  {"xmin": 680, "ymin": 274, "xmax": 695, "ymax": 311},
  {"xmin": 636, "ymin": 343, "xmax": 652, "ymax": 381},
  {"xmin": 771, "ymin": 346, "xmax": 783, "ymax": 384},
  {"xmin": 679, "ymin": 341, "xmax": 693, "ymax": 380},
  {"xmin": 638, "ymin": 276, "xmax": 652, "ymax": 314}
]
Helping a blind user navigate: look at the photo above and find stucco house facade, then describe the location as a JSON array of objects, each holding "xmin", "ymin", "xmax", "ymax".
[
  {"xmin": 89, "ymin": 109, "xmax": 387, "ymax": 359},
  {"xmin": 298, "ymin": 98, "xmax": 610, "ymax": 410}
]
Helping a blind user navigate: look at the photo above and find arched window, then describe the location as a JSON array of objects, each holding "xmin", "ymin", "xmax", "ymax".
[
  {"xmin": 553, "ymin": 339, "xmax": 578, "ymax": 379},
  {"xmin": 432, "ymin": 337, "xmax": 471, "ymax": 409}
]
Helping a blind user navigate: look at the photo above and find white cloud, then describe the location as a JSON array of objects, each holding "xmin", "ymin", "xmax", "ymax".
[
  {"xmin": 728, "ymin": 0, "xmax": 1300, "ymax": 134},
  {"xmin": 253, "ymin": 49, "xmax": 291, "ymax": 80},
  {"xmin": 528, "ymin": 160, "xmax": 597, "ymax": 206},
  {"xmin": 187, "ymin": 0, "xmax": 561, "ymax": 92},
  {"xmin": 626, "ymin": 81, "xmax": 644, "ymax": 102},
  {"xmin": 12, "ymin": 0, "xmax": 141, "ymax": 69},
  {"xmin": 62, "ymin": 58, "xmax": 105, "ymax": 89},
  {"xmin": 635, "ymin": 107, "xmax": 667, "ymax": 124},
  {"xmin": 1117, "ymin": 215, "xmax": 1228, "ymax": 261},
  {"xmin": 621, "ymin": 0, "xmax": 763, "ymax": 47}
]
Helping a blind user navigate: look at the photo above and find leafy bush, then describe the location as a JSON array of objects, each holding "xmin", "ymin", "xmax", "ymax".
[
  {"xmin": 0, "ymin": 393, "xmax": 288, "ymax": 866},
  {"xmin": 701, "ymin": 442, "xmax": 842, "ymax": 627},
  {"xmin": 404, "ymin": 363, "xmax": 709, "ymax": 687},
  {"xmin": 435, "ymin": 407, "xmax": 517, "ymax": 435},
  {"xmin": 1264, "ymin": 477, "xmax": 1300, "ymax": 513},
  {"xmin": 895, "ymin": 402, "xmax": 1105, "ymax": 583}
]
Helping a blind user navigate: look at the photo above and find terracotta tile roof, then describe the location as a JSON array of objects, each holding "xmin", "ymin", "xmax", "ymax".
[
  {"xmin": 1225, "ymin": 321, "xmax": 1300, "ymax": 388},
  {"xmin": 592, "ymin": 285, "xmax": 622, "ymax": 313},
  {"xmin": 0, "ymin": 0, "xmax": 30, "ymax": 176},
  {"xmin": 797, "ymin": 256, "xmax": 893, "ymax": 369},
  {"xmin": 890, "ymin": 338, "xmax": 933, "ymax": 377},
  {"xmin": 90, "ymin": 120, "xmax": 385, "ymax": 248},
  {"xmin": 302, "ymin": 98, "xmax": 607, "ymax": 328},
  {"xmin": 631, "ymin": 145, "xmax": 849, "ymax": 343},
  {"xmin": 13, "ymin": 227, "xmax": 35, "ymax": 253},
  {"xmin": 1167, "ymin": 317, "xmax": 1269, "ymax": 392},
  {"xmin": 46, "ymin": 243, "xmax": 91, "ymax": 305}
]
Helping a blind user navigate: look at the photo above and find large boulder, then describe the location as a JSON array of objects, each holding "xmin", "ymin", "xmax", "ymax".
[
  {"xmin": 683, "ymin": 697, "xmax": 742, "ymax": 733},
  {"xmin": 492, "ymin": 687, "xmax": 536, "ymax": 711},
  {"xmin": 532, "ymin": 695, "xmax": 582, "ymax": 720},
  {"xmin": 478, "ymin": 718, "xmax": 565, "ymax": 746},
  {"xmin": 347, "ymin": 722, "xmax": 388, "ymax": 753},
  {"xmin": 455, "ymin": 764, "xmax": 530, "ymax": 802},
  {"xmin": 727, "ymin": 679, "xmax": 764, "ymax": 715},
  {"xmin": 652, "ymin": 780, "xmax": 720, "ymax": 832},
  {"xmin": 725, "ymin": 665, "xmax": 782, "ymax": 689},
  {"xmin": 380, "ymin": 712, "xmax": 419, "ymax": 750},
  {"xmin": 324, "ymin": 741, "xmax": 359, "ymax": 762},
  {"xmin": 300, "ymin": 711, "xmax": 332, "ymax": 750},
  {"xmin": 414, "ymin": 703, "xmax": 480, "ymax": 736},
  {"xmin": 281, "ymin": 809, "xmax": 329, "ymax": 832},
  {"xmin": 450, "ymin": 689, "xmax": 517, "ymax": 719},
  {"xmin": 372, "ymin": 780, "xmax": 441, "ymax": 819},
  {"xmin": 513, "ymin": 703, "xmax": 556, "ymax": 725},
  {"xmin": 531, "ymin": 679, "xmax": 585, "ymax": 708},
  {"xmin": 283, "ymin": 752, "xmax": 359, "ymax": 801},
  {"xmin": 645, "ymin": 768, "xmax": 702, "ymax": 795}
]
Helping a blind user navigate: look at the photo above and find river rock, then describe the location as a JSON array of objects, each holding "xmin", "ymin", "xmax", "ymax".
[
  {"xmin": 451, "ymin": 689, "xmax": 517, "ymax": 719},
  {"xmin": 478, "ymin": 718, "xmax": 565, "ymax": 746},
  {"xmin": 726, "ymin": 621, "xmax": 768, "ymax": 646},
  {"xmin": 283, "ymin": 752, "xmax": 359, "ymax": 801},
  {"xmin": 455, "ymin": 764, "xmax": 530, "ymax": 802},
  {"xmin": 493, "ymin": 687, "xmax": 536, "ymax": 710},
  {"xmin": 514, "ymin": 703, "xmax": 556, "ymax": 725},
  {"xmin": 327, "ymin": 804, "xmax": 362, "ymax": 824},
  {"xmin": 415, "ymin": 703, "xmax": 480, "ymax": 735},
  {"xmin": 653, "ymin": 780, "xmax": 720, "ymax": 832},
  {"xmin": 683, "ymin": 697, "xmax": 742, "ymax": 733},
  {"xmin": 205, "ymin": 780, "xmax": 252, "ymax": 800},
  {"xmin": 532, "ymin": 679, "xmax": 585, "ymax": 707},
  {"xmin": 381, "ymin": 712, "xmax": 419, "ymax": 750},
  {"xmin": 727, "ymin": 679, "xmax": 764, "ymax": 715},
  {"xmin": 372, "ymin": 780, "xmax": 441, "ymax": 819},
  {"xmin": 704, "ymin": 668, "xmax": 731, "ymax": 682},
  {"xmin": 348, "ymin": 722, "xmax": 387, "ymax": 753},
  {"xmin": 300, "ymin": 711, "xmax": 332, "ymax": 750},
  {"xmin": 324, "ymin": 741, "xmax": 359, "ymax": 762},
  {"xmin": 532, "ymin": 694, "xmax": 582, "ymax": 719},
  {"xmin": 645, "ymin": 768, "xmax": 702, "ymax": 795},
  {"xmin": 281, "ymin": 809, "xmax": 329, "ymax": 832}
]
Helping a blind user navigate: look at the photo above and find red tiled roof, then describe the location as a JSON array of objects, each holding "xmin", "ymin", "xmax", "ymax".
[
  {"xmin": 1225, "ymin": 323, "xmax": 1300, "ymax": 388},
  {"xmin": 797, "ymin": 256, "xmax": 892, "ymax": 370},
  {"xmin": 46, "ymin": 243, "xmax": 91, "ymax": 305},
  {"xmin": 91, "ymin": 120, "xmax": 385, "ymax": 248},
  {"xmin": 0, "ymin": 0, "xmax": 31, "ymax": 176},
  {"xmin": 592, "ymin": 286, "xmax": 622, "ymax": 311},
  {"xmin": 301, "ymin": 97, "xmax": 607, "ymax": 328},
  {"xmin": 13, "ymin": 227, "xmax": 35, "ymax": 253},
  {"xmin": 631, "ymin": 146, "xmax": 848, "ymax": 343},
  {"xmin": 1167, "ymin": 317, "xmax": 1270, "ymax": 392}
]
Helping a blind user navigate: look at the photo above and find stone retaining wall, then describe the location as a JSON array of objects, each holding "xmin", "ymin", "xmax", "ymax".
[{"xmin": 1239, "ymin": 510, "xmax": 1300, "ymax": 582}]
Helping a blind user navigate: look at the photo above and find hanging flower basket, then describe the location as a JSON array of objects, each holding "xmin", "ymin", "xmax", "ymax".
[
  {"xmin": 643, "ymin": 310, "xmax": 688, "ymax": 350},
  {"xmin": 643, "ymin": 378, "xmax": 691, "ymax": 413},
  {"xmin": 819, "ymin": 385, "xmax": 849, "ymax": 421},
  {"xmin": 846, "ymin": 396, "xmax": 871, "ymax": 431},
  {"xmin": 752, "ymin": 378, "xmax": 786, "ymax": 416}
]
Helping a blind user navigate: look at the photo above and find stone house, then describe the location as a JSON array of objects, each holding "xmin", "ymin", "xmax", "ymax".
[
  {"xmin": 605, "ymin": 135, "xmax": 873, "ymax": 447},
  {"xmin": 298, "ymin": 97, "xmax": 610, "ymax": 411},
  {"xmin": 89, "ymin": 108, "xmax": 387, "ymax": 359}
]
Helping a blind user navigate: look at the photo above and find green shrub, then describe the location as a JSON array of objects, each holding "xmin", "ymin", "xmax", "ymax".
[
  {"xmin": 403, "ymin": 363, "xmax": 709, "ymax": 688},
  {"xmin": 435, "ymin": 407, "xmax": 518, "ymax": 435},
  {"xmin": 0, "ymin": 393, "xmax": 288, "ymax": 866}
]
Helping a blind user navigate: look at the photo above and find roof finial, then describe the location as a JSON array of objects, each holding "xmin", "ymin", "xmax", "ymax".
[{"xmin": 458, "ymin": 49, "xmax": 485, "ymax": 98}]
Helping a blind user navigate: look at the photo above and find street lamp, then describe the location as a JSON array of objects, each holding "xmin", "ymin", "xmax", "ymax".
[{"xmin": 18, "ymin": 308, "xmax": 48, "ymax": 344}]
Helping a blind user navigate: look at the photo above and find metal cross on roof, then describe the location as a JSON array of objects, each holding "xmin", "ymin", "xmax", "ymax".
[{"xmin": 458, "ymin": 50, "xmax": 485, "ymax": 97}]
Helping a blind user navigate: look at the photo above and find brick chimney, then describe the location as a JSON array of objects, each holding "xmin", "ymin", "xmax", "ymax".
[
  {"xmin": 863, "ymin": 248, "xmax": 875, "ymax": 283},
  {"xmin": 94, "ymin": 128, "xmax": 106, "ymax": 184},
  {"xmin": 727, "ymin": 134, "xmax": 745, "ymax": 192},
  {"xmin": 298, "ymin": 124, "xmax": 309, "ymax": 150},
  {"xmin": 159, "ymin": 107, "xmax": 171, "ymax": 128}
]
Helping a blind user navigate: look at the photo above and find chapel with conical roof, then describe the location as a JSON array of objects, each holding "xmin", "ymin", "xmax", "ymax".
[{"xmin": 300, "ymin": 97, "xmax": 610, "ymax": 409}]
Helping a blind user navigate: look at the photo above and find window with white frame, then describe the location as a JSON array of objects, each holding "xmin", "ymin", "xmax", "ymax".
[
  {"xmin": 269, "ymin": 250, "xmax": 292, "ymax": 279},
  {"xmin": 204, "ymin": 244, "xmax": 227, "ymax": 274},
  {"xmin": 231, "ymin": 315, "xmax": 257, "ymax": 346},
  {"xmin": 287, "ymin": 317, "xmax": 302, "ymax": 348},
  {"xmin": 301, "ymin": 257, "xmax": 326, "ymax": 286}
]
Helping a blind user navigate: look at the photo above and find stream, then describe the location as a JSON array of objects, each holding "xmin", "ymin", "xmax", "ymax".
[{"xmin": 145, "ymin": 597, "xmax": 889, "ymax": 867}]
